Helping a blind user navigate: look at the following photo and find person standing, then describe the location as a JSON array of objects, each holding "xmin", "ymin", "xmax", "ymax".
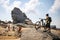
[{"xmin": 44, "ymin": 14, "xmax": 52, "ymax": 32}]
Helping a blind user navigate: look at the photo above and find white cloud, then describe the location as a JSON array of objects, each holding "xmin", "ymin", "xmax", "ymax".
[
  {"xmin": 11, "ymin": 1, "xmax": 21, "ymax": 8},
  {"xmin": 0, "ymin": 0, "xmax": 40, "ymax": 14},
  {"xmin": 22, "ymin": 0, "xmax": 40, "ymax": 13},
  {"xmin": 1, "ymin": 0, "xmax": 21, "ymax": 13},
  {"xmin": 0, "ymin": 0, "xmax": 5, "ymax": 4},
  {"xmin": 49, "ymin": 0, "xmax": 60, "ymax": 13}
]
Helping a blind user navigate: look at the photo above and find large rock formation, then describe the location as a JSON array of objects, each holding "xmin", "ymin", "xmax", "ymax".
[{"xmin": 11, "ymin": 7, "xmax": 27, "ymax": 24}]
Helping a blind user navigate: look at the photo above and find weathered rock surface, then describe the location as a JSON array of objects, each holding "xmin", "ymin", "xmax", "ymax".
[
  {"xmin": 15, "ymin": 23, "xmax": 35, "ymax": 28},
  {"xmin": 25, "ymin": 18, "xmax": 33, "ymax": 25},
  {"xmin": 21, "ymin": 28, "xmax": 52, "ymax": 40},
  {"xmin": 11, "ymin": 7, "xmax": 27, "ymax": 23}
]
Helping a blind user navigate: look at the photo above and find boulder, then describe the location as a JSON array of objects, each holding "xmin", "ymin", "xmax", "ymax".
[
  {"xmin": 25, "ymin": 18, "xmax": 33, "ymax": 25},
  {"xmin": 11, "ymin": 7, "xmax": 27, "ymax": 24}
]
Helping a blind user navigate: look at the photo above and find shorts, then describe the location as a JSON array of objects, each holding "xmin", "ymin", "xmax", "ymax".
[{"xmin": 46, "ymin": 23, "xmax": 50, "ymax": 28}]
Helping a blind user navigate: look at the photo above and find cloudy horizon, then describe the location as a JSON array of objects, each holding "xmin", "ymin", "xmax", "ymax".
[{"xmin": 0, "ymin": 0, "xmax": 60, "ymax": 28}]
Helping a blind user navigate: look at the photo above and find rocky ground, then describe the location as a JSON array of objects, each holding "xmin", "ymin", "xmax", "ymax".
[
  {"xmin": 0, "ymin": 26, "xmax": 60, "ymax": 40},
  {"xmin": 21, "ymin": 28, "xmax": 52, "ymax": 40},
  {"xmin": 21, "ymin": 28, "xmax": 60, "ymax": 40}
]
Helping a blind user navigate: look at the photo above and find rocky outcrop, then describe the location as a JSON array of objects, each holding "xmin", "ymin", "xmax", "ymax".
[
  {"xmin": 15, "ymin": 23, "xmax": 34, "ymax": 28},
  {"xmin": 21, "ymin": 28, "xmax": 52, "ymax": 40},
  {"xmin": 25, "ymin": 18, "xmax": 33, "ymax": 25},
  {"xmin": 11, "ymin": 7, "xmax": 27, "ymax": 24},
  {"xmin": 21, "ymin": 28, "xmax": 60, "ymax": 40}
]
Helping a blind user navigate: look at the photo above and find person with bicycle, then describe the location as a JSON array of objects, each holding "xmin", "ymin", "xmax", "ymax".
[{"xmin": 44, "ymin": 14, "xmax": 52, "ymax": 32}]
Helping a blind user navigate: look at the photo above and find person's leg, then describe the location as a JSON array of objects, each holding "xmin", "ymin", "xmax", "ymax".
[
  {"xmin": 8, "ymin": 25, "xmax": 10, "ymax": 31},
  {"xmin": 48, "ymin": 24, "xmax": 51, "ymax": 33},
  {"xmin": 13, "ymin": 26, "xmax": 15, "ymax": 31},
  {"xmin": 18, "ymin": 26, "xmax": 22, "ymax": 33},
  {"xmin": 18, "ymin": 26, "xmax": 22, "ymax": 37}
]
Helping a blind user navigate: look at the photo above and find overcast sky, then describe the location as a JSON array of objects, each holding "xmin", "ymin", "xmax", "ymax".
[{"xmin": 0, "ymin": 0, "xmax": 60, "ymax": 28}]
